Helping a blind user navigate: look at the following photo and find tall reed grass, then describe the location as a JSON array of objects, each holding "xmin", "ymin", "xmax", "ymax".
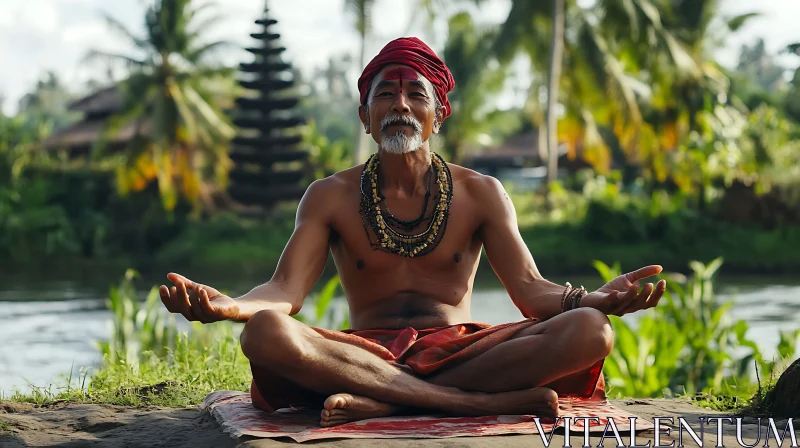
[{"xmin": 6, "ymin": 270, "xmax": 347, "ymax": 406}]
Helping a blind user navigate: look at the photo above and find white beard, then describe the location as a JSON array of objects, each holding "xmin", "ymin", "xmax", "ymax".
[
  {"xmin": 380, "ymin": 131, "xmax": 425, "ymax": 154},
  {"xmin": 378, "ymin": 113, "xmax": 426, "ymax": 154}
]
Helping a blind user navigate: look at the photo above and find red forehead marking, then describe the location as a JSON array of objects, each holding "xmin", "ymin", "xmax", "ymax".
[
  {"xmin": 383, "ymin": 67, "xmax": 418, "ymax": 96},
  {"xmin": 383, "ymin": 67, "xmax": 419, "ymax": 81}
]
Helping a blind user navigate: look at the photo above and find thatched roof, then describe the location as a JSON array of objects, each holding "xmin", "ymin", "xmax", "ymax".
[
  {"xmin": 43, "ymin": 119, "xmax": 142, "ymax": 151},
  {"xmin": 43, "ymin": 85, "xmax": 140, "ymax": 152},
  {"xmin": 67, "ymin": 86, "xmax": 122, "ymax": 114},
  {"xmin": 463, "ymin": 131, "xmax": 555, "ymax": 168},
  {"xmin": 460, "ymin": 130, "xmax": 592, "ymax": 177}
]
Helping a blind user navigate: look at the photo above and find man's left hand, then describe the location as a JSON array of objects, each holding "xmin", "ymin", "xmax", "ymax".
[{"xmin": 579, "ymin": 265, "xmax": 667, "ymax": 316}]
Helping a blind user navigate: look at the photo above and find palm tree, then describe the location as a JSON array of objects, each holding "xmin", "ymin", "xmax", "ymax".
[
  {"xmin": 403, "ymin": 0, "xmax": 483, "ymax": 38},
  {"xmin": 492, "ymin": 0, "xmax": 759, "ymax": 188},
  {"xmin": 345, "ymin": 0, "xmax": 375, "ymax": 165},
  {"xmin": 440, "ymin": 12, "xmax": 506, "ymax": 163},
  {"xmin": 545, "ymin": 0, "xmax": 565, "ymax": 186},
  {"xmin": 609, "ymin": 0, "xmax": 760, "ymax": 193},
  {"xmin": 86, "ymin": 0, "xmax": 235, "ymax": 211},
  {"xmin": 494, "ymin": 0, "xmax": 646, "ymax": 179}
]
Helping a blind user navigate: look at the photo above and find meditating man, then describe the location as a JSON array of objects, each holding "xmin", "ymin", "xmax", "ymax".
[{"xmin": 159, "ymin": 37, "xmax": 667, "ymax": 428}]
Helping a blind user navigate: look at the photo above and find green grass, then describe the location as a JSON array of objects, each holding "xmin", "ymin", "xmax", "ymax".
[
  {"xmin": 0, "ymin": 418, "xmax": 10, "ymax": 433},
  {"xmin": 691, "ymin": 393, "xmax": 754, "ymax": 412},
  {"xmin": 6, "ymin": 323, "xmax": 250, "ymax": 408},
  {"xmin": 690, "ymin": 378, "xmax": 789, "ymax": 415}
]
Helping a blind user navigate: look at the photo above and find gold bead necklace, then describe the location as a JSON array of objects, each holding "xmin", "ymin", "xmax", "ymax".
[{"xmin": 359, "ymin": 152, "xmax": 453, "ymax": 257}]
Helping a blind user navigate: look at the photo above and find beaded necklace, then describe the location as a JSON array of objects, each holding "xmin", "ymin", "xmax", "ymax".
[
  {"xmin": 359, "ymin": 151, "xmax": 453, "ymax": 258},
  {"xmin": 379, "ymin": 163, "xmax": 433, "ymax": 231}
]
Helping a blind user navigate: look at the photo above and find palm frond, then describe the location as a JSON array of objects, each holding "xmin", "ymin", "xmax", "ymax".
[
  {"xmin": 176, "ymin": 65, "xmax": 235, "ymax": 81},
  {"xmin": 82, "ymin": 50, "xmax": 149, "ymax": 71},
  {"xmin": 186, "ymin": 13, "xmax": 228, "ymax": 41},
  {"xmin": 182, "ymin": 85, "xmax": 234, "ymax": 139},
  {"xmin": 663, "ymin": 34, "xmax": 700, "ymax": 77},
  {"xmin": 100, "ymin": 12, "xmax": 149, "ymax": 51},
  {"xmin": 167, "ymin": 82, "xmax": 200, "ymax": 147},
  {"xmin": 596, "ymin": 0, "xmax": 640, "ymax": 40},
  {"xmin": 184, "ymin": 40, "xmax": 237, "ymax": 64},
  {"xmin": 187, "ymin": 0, "xmax": 219, "ymax": 20},
  {"xmin": 576, "ymin": 16, "xmax": 643, "ymax": 124},
  {"xmin": 628, "ymin": 0, "xmax": 701, "ymax": 78},
  {"xmin": 344, "ymin": 0, "xmax": 374, "ymax": 36},
  {"xmin": 784, "ymin": 43, "xmax": 800, "ymax": 57},
  {"xmin": 726, "ymin": 12, "xmax": 759, "ymax": 32}
]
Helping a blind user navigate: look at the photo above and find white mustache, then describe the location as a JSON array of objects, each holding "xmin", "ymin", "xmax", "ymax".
[{"xmin": 380, "ymin": 115, "xmax": 422, "ymax": 134}]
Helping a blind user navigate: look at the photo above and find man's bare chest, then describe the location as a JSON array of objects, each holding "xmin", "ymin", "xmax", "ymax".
[{"xmin": 327, "ymin": 190, "xmax": 482, "ymax": 275}]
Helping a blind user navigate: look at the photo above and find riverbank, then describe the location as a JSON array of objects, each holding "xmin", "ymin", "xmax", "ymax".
[
  {"xmin": 0, "ymin": 398, "xmax": 781, "ymax": 447},
  {"xmin": 148, "ymin": 210, "xmax": 800, "ymax": 275},
  {"xmin": 4, "ymin": 219, "xmax": 800, "ymax": 278}
]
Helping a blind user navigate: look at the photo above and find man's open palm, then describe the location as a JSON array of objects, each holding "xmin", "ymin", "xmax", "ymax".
[
  {"xmin": 580, "ymin": 265, "xmax": 667, "ymax": 316},
  {"xmin": 159, "ymin": 273, "xmax": 240, "ymax": 323}
]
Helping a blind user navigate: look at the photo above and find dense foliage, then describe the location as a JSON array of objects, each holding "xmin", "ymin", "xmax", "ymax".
[
  {"xmin": 2, "ymin": 0, "xmax": 799, "ymax": 270},
  {"xmin": 598, "ymin": 259, "xmax": 798, "ymax": 399}
]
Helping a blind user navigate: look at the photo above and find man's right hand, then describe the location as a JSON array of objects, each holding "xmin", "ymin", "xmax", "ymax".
[{"xmin": 159, "ymin": 273, "xmax": 240, "ymax": 323}]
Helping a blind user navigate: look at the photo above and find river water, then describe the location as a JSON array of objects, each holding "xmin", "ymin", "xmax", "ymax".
[{"xmin": 0, "ymin": 266, "xmax": 798, "ymax": 394}]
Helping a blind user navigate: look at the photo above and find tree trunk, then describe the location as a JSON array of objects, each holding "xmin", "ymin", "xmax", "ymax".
[
  {"xmin": 545, "ymin": 0, "xmax": 565, "ymax": 188},
  {"xmin": 353, "ymin": 36, "xmax": 368, "ymax": 165},
  {"xmin": 538, "ymin": 120, "xmax": 547, "ymax": 164}
]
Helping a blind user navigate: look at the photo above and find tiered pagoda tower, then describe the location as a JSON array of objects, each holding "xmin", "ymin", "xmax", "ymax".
[{"xmin": 228, "ymin": 4, "xmax": 309, "ymax": 208}]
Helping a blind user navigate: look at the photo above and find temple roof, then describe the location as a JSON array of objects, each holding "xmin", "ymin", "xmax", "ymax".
[
  {"xmin": 42, "ymin": 85, "xmax": 140, "ymax": 151},
  {"xmin": 462, "ymin": 131, "xmax": 549, "ymax": 167},
  {"xmin": 43, "ymin": 118, "xmax": 143, "ymax": 151},
  {"xmin": 66, "ymin": 86, "xmax": 122, "ymax": 114}
]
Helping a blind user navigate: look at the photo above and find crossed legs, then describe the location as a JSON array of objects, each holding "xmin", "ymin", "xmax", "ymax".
[
  {"xmin": 427, "ymin": 308, "xmax": 613, "ymax": 392},
  {"xmin": 239, "ymin": 308, "xmax": 613, "ymax": 427}
]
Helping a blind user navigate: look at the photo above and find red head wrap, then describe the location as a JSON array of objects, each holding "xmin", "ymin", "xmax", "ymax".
[{"xmin": 358, "ymin": 37, "xmax": 456, "ymax": 119}]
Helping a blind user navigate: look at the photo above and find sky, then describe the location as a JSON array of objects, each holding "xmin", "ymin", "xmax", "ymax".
[{"xmin": 1, "ymin": 0, "xmax": 798, "ymax": 116}]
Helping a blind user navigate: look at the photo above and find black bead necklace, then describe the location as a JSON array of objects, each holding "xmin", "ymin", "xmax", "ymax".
[
  {"xmin": 378, "ymin": 163, "xmax": 433, "ymax": 232},
  {"xmin": 359, "ymin": 152, "xmax": 453, "ymax": 258}
]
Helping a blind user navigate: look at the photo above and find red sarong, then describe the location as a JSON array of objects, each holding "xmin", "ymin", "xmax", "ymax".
[{"xmin": 249, "ymin": 318, "xmax": 606, "ymax": 412}]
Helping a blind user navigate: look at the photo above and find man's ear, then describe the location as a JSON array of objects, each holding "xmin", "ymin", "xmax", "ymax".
[
  {"xmin": 358, "ymin": 104, "xmax": 370, "ymax": 134},
  {"xmin": 432, "ymin": 104, "xmax": 446, "ymax": 134}
]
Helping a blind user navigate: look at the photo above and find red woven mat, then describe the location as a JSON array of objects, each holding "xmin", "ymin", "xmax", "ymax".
[{"xmin": 202, "ymin": 391, "xmax": 653, "ymax": 442}]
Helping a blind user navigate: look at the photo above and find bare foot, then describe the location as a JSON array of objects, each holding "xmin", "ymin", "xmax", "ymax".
[
  {"xmin": 318, "ymin": 388, "xmax": 558, "ymax": 428},
  {"xmin": 464, "ymin": 387, "xmax": 559, "ymax": 418},
  {"xmin": 320, "ymin": 393, "xmax": 400, "ymax": 427}
]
